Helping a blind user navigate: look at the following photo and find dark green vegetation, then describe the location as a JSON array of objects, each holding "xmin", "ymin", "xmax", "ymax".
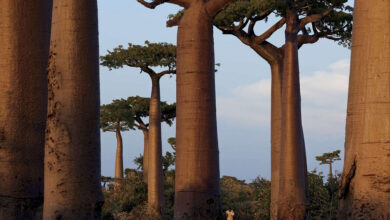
[{"xmin": 101, "ymin": 154, "xmax": 340, "ymax": 220}]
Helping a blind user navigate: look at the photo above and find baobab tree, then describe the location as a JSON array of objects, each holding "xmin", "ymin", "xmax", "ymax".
[
  {"xmin": 0, "ymin": 1, "xmax": 52, "ymax": 218},
  {"xmin": 211, "ymin": 1, "xmax": 352, "ymax": 218},
  {"xmin": 339, "ymin": 0, "xmax": 390, "ymax": 218},
  {"xmin": 43, "ymin": 0, "xmax": 103, "ymax": 218},
  {"xmin": 137, "ymin": 0, "xmax": 233, "ymax": 218},
  {"xmin": 100, "ymin": 99, "xmax": 134, "ymax": 179},
  {"xmin": 126, "ymin": 96, "xmax": 176, "ymax": 183},
  {"xmin": 315, "ymin": 150, "xmax": 341, "ymax": 179},
  {"xmin": 101, "ymin": 42, "xmax": 176, "ymax": 215}
]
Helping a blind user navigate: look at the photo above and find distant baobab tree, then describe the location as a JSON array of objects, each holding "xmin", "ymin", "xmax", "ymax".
[
  {"xmin": 43, "ymin": 0, "xmax": 103, "ymax": 218},
  {"xmin": 100, "ymin": 99, "xmax": 134, "ymax": 179},
  {"xmin": 0, "ymin": 1, "xmax": 52, "ymax": 218},
  {"xmin": 101, "ymin": 42, "xmax": 176, "ymax": 215},
  {"xmin": 212, "ymin": 1, "xmax": 353, "ymax": 218},
  {"xmin": 315, "ymin": 150, "xmax": 341, "ymax": 178},
  {"xmin": 137, "ymin": 0, "xmax": 233, "ymax": 217},
  {"xmin": 339, "ymin": 0, "xmax": 390, "ymax": 218}
]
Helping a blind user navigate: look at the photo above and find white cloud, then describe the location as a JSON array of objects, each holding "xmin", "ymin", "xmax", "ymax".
[{"xmin": 217, "ymin": 59, "xmax": 350, "ymax": 137}]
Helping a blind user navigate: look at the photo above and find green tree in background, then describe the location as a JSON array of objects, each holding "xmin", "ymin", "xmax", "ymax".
[
  {"xmin": 316, "ymin": 150, "xmax": 341, "ymax": 178},
  {"xmin": 212, "ymin": 1, "xmax": 352, "ymax": 218},
  {"xmin": 102, "ymin": 41, "xmax": 176, "ymax": 214},
  {"xmin": 126, "ymin": 96, "xmax": 176, "ymax": 183},
  {"xmin": 101, "ymin": 99, "xmax": 135, "ymax": 179}
]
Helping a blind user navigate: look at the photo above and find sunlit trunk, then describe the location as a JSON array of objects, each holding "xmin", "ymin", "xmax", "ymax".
[
  {"xmin": 142, "ymin": 129, "xmax": 149, "ymax": 183},
  {"xmin": 147, "ymin": 76, "xmax": 165, "ymax": 215},
  {"xmin": 174, "ymin": 2, "xmax": 221, "ymax": 218},
  {"xmin": 338, "ymin": 0, "xmax": 390, "ymax": 218},
  {"xmin": 115, "ymin": 129, "xmax": 124, "ymax": 179},
  {"xmin": 43, "ymin": 0, "xmax": 103, "ymax": 218},
  {"xmin": 277, "ymin": 6, "xmax": 308, "ymax": 219},
  {"xmin": 0, "ymin": 1, "xmax": 52, "ymax": 218},
  {"xmin": 270, "ymin": 60, "xmax": 283, "ymax": 220}
]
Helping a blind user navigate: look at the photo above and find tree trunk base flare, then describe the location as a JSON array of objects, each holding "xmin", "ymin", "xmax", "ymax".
[
  {"xmin": 43, "ymin": 0, "xmax": 103, "ymax": 219},
  {"xmin": 174, "ymin": 192, "xmax": 222, "ymax": 220},
  {"xmin": 0, "ymin": 0, "xmax": 52, "ymax": 218},
  {"xmin": 338, "ymin": 0, "xmax": 390, "ymax": 219}
]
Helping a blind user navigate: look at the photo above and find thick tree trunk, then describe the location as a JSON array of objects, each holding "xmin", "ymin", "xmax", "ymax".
[
  {"xmin": 277, "ymin": 6, "xmax": 308, "ymax": 220},
  {"xmin": 0, "ymin": 1, "xmax": 52, "ymax": 219},
  {"xmin": 43, "ymin": 0, "xmax": 103, "ymax": 219},
  {"xmin": 148, "ymin": 76, "xmax": 165, "ymax": 215},
  {"xmin": 115, "ymin": 129, "xmax": 124, "ymax": 179},
  {"xmin": 174, "ymin": 2, "xmax": 221, "ymax": 219},
  {"xmin": 142, "ymin": 129, "xmax": 149, "ymax": 183},
  {"xmin": 338, "ymin": 0, "xmax": 390, "ymax": 218},
  {"xmin": 269, "ymin": 60, "xmax": 283, "ymax": 220}
]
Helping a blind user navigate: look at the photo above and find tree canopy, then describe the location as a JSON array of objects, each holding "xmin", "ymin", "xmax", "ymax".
[
  {"xmin": 127, "ymin": 96, "xmax": 176, "ymax": 130},
  {"xmin": 100, "ymin": 99, "xmax": 135, "ymax": 132},
  {"xmin": 213, "ymin": 0, "xmax": 353, "ymax": 48},
  {"xmin": 315, "ymin": 150, "xmax": 341, "ymax": 165},
  {"xmin": 100, "ymin": 41, "xmax": 176, "ymax": 75}
]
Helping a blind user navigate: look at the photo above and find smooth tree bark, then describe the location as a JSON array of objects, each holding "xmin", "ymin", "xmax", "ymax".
[
  {"xmin": 339, "ymin": 0, "xmax": 390, "ymax": 218},
  {"xmin": 147, "ymin": 75, "xmax": 165, "ymax": 214},
  {"xmin": 115, "ymin": 128, "xmax": 124, "ymax": 179},
  {"xmin": 277, "ymin": 5, "xmax": 308, "ymax": 219},
  {"xmin": 43, "ymin": 0, "xmax": 103, "ymax": 218},
  {"xmin": 142, "ymin": 128, "xmax": 150, "ymax": 183},
  {"xmin": 213, "ymin": 4, "xmax": 351, "ymax": 218},
  {"xmin": 0, "ymin": 1, "xmax": 52, "ymax": 219}
]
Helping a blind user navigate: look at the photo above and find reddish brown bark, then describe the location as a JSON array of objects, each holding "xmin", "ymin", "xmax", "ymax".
[
  {"xmin": 0, "ymin": 1, "xmax": 52, "ymax": 219},
  {"xmin": 142, "ymin": 129, "xmax": 149, "ymax": 183},
  {"xmin": 43, "ymin": 0, "xmax": 103, "ymax": 218},
  {"xmin": 148, "ymin": 76, "xmax": 165, "ymax": 214},
  {"xmin": 115, "ymin": 129, "xmax": 124, "ymax": 179},
  {"xmin": 174, "ymin": 2, "xmax": 222, "ymax": 218},
  {"xmin": 277, "ymin": 6, "xmax": 308, "ymax": 219},
  {"xmin": 338, "ymin": 0, "xmax": 390, "ymax": 218}
]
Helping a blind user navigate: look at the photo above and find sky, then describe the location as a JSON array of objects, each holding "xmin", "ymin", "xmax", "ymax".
[{"xmin": 98, "ymin": 0, "xmax": 353, "ymax": 182}]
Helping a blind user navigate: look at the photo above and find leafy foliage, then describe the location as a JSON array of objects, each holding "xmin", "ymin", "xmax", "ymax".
[
  {"xmin": 100, "ymin": 99, "xmax": 135, "ymax": 132},
  {"xmin": 213, "ymin": 0, "xmax": 353, "ymax": 47},
  {"xmin": 100, "ymin": 41, "xmax": 176, "ymax": 72},
  {"xmin": 315, "ymin": 150, "xmax": 341, "ymax": 165}
]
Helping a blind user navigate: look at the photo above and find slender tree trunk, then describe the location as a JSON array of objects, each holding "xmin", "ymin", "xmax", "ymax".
[
  {"xmin": 329, "ymin": 162, "xmax": 332, "ymax": 179},
  {"xmin": 115, "ymin": 129, "xmax": 124, "ymax": 179},
  {"xmin": 338, "ymin": 0, "xmax": 390, "ymax": 218},
  {"xmin": 269, "ymin": 60, "xmax": 283, "ymax": 220},
  {"xmin": 142, "ymin": 129, "xmax": 149, "ymax": 183},
  {"xmin": 43, "ymin": 0, "xmax": 103, "ymax": 218},
  {"xmin": 0, "ymin": 1, "xmax": 52, "ymax": 219},
  {"xmin": 174, "ymin": 2, "xmax": 221, "ymax": 219},
  {"xmin": 277, "ymin": 6, "xmax": 308, "ymax": 219},
  {"xmin": 148, "ymin": 76, "xmax": 165, "ymax": 215}
]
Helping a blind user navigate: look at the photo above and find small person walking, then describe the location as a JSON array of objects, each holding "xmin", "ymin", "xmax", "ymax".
[{"xmin": 226, "ymin": 209, "xmax": 235, "ymax": 220}]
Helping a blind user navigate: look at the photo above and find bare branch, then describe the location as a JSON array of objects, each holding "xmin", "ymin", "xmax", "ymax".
[
  {"xmin": 297, "ymin": 34, "xmax": 319, "ymax": 48},
  {"xmin": 141, "ymin": 66, "xmax": 157, "ymax": 75},
  {"xmin": 254, "ymin": 18, "xmax": 286, "ymax": 44},
  {"xmin": 157, "ymin": 69, "xmax": 176, "ymax": 78},
  {"xmin": 299, "ymin": 7, "xmax": 334, "ymax": 29},
  {"xmin": 136, "ymin": 0, "xmax": 189, "ymax": 9}
]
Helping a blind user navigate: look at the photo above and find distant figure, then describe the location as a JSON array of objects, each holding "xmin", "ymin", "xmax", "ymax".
[{"xmin": 226, "ymin": 209, "xmax": 235, "ymax": 220}]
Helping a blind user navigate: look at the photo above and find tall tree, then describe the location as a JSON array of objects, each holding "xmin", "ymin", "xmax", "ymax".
[
  {"xmin": 211, "ymin": 1, "xmax": 352, "ymax": 218},
  {"xmin": 125, "ymin": 96, "xmax": 176, "ymax": 184},
  {"xmin": 339, "ymin": 0, "xmax": 390, "ymax": 218},
  {"xmin": 315, "ymin": 150, "xmax": 341, "ymax": 178},
  {"xmin": 43, "ymin": 0, "xmax": 103, "ymax": 218},
  {"xmin": 0, "ymin": 1, "xmax": 52, "ymax": 218},
  {"xmin": 101, "ymin": 42, "xmax": 176, "ymax": 215},
  {"xmin": 101, "ymin": 99, "xmax": 135, "ymax": 179},
  {"xmin": 137, "ymin": 0, "xmax": 233, "ymax": 218}
]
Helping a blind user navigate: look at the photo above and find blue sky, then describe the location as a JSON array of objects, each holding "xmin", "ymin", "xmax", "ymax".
[{"xmin": 98, "ymin": 0, "xmax": 352, "ymax": 181}]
